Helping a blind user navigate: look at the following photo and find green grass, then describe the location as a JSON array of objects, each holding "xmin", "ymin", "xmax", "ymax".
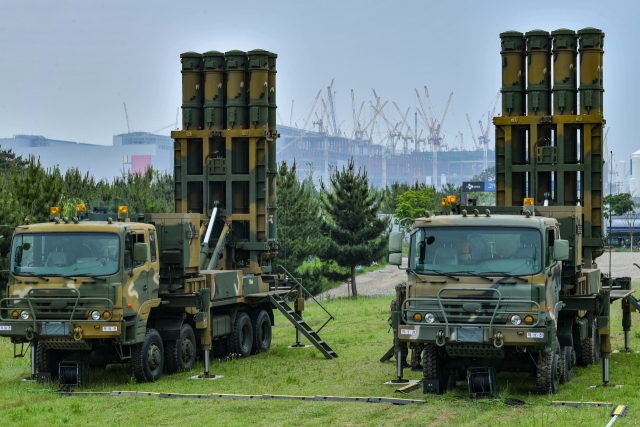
[{"xmin": 0, "ymin": 285, "xmax": 638, "ymax": 426}]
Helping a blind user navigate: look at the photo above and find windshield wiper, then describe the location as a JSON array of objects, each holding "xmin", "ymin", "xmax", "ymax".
[
  {"xmin": 411, "ymin": 268, "xmax": 460, "ymax": 281},
  {"xmin": 48, "ymin": 274, "xmax": 77, "ymax": 282},
  {"xmin": 457, "ymin": 271, "xmax": 494, "ymax": 282},
  {"xmin": 84, "ymin": 274, "xmax": 107, "ymax": 282},
  {"xmin": 480, "ymin": 271, "xmax": 528, "ymax": 283},
  {"xmin": 15, "ymin": 272, "xmax": 49, "ymax": 281}
]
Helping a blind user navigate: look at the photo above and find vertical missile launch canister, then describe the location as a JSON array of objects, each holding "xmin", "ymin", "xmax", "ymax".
[
  {"xmin": 551, "ymin": 29, "xmax": 578, "ymax": 115},
  {"xmin": 578, "ymin": 27, "xmax": 605, "ymax": 114},
  {"xmin": 181, "ymin": 52, "xmax": 204, "ymax": 130},
  {"xmin": 247, "ymin": 49, "xmax": 270, "ymax": 129},
  {"xmin": 225, "ymin": 50, "xmax": 248, "ymax": 129},
  {"xmin": 500, "ymin": 31, "xmax": 526, "ymax": 117},
  {"xmin": 268, "ymin": 52, "xmax": 278, "ymax": 133},
  {"xmin": 525, "ymin": 30, "xmax": 551, "ymax": 116},
  {"xmin": 267, "ymin": 52, "xmax": 278, "ymax": 243},
  {"xmin": 203, "ymin": 50, "xmax": 225, "ymax": 130}
]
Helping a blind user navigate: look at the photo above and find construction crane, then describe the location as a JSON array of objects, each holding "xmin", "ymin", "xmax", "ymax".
[
  {"xmin": 458, "ymin": 131, "xmax": 465, "ymax": 151},
  {"xmin": 277, "ymin": 110, "xmax": 285, "ymax": 126},
  {"xmin": 150, "ymin": 107, "xmax": 180, "ymax": 134},
  {"xmin": 123, "ymin": 102, "xmax": 132, "ymax": 133},
  {"xmin": 290, "ymin": 100, "xmax": 294, "ymax": 127},
  {"xmin": 466, "ymin": 113, "xmax": 481, "ymax": 150},
  {"xmin": 327, "ymin": 79, "xmax": 338, "ymax": 136},
  {"xmin": 277, "ymin": 90, "xmax": 322, "ymax": 155}
]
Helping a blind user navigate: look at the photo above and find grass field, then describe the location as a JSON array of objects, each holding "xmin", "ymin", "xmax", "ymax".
[{"xmin": 0, "ymin": 285, "xmax": 638, "ymax": 426}]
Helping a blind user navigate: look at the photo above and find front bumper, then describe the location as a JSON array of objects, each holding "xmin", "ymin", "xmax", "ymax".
[
  {"xmin": 398, "ymin": 324, "xmax": 548, "ymax": 346},
  {"xmin": 0, "ymin": 321, "xmax": 121, "ymax": 341}
]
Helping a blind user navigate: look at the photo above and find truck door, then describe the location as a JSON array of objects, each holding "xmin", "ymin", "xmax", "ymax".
[
  {"xmin": 148, "ymin": 230, "xmax": 160, "ymax": 299},
  {"xmin": 124, "ymin": 231, "xmax": 151, "ymax": 309},
  {"xmin": 545, "ymin": 227, "xmax": 561, "ymax": 318}
]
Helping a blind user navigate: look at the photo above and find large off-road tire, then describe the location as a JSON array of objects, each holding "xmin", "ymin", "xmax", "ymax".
[
  {"xmin": 164, "ymin": 324, "xmax": 196, "ymax": 374},
  {"xmin": 423, "ymin": 344, "xmax": 448, "ymax": 392},
  {"xmin": 251, "ymin": 310, "xmax": 272, "ymax": 354},
  {"xmin": 36, "ymin": 344, "xmax": 67, "ymax": 379},
  {"xmin": 227, "ymin": 312, "xmax": 253, "ymax": 358},
  {"xmin": 212, "ymin": 338, "xmax": 229, "ymax": 359},
  {"xmin": 580, "ymin": 320, "xmax": 600, "ymax": 366},
  {"xmin": 411, "ymin": 344, "xmax": 424, "ymax": 371},
  {"xmin": 536, "ymin": 340, "xmax": 562, "ymax": 394},
  {"xmin": 560, "ymin": 337, "xmax": 574, "ymax": 384},
  {"xmin": 131, "ymin": 328, "xmax": 164, "ymax": 383}
]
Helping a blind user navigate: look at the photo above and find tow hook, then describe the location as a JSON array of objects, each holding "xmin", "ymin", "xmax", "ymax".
[
  {"xmin": 73, "ymin": 326, "xmax": 83, "ymax": 341},
  {"xmin": 25, "ymin": 326, "xmax": 34, "ymax": 341},
  {"xmin": 493, "ymin": 331, "xmax": 504, "ymax": 348},
  {"xmin": 435, "ymin": 330, "xmax": 446, "ymax": 347}
]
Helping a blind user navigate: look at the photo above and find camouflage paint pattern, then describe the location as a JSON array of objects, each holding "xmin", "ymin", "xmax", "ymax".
[
  {"xmin": 578, "ymin": 27, "xmax": 605, "ymax": 114},
  {"xmin": 500, "ymin": 31, "xmax": 526, "ymax": 116},
  {"xmin": 247, "ymin": 49, "xmax": 270, "ymax": 129},
  {"xmin": 225, "ymin": 50, "xmax": 248, "ymax": 130},
  {"xmin": 203, "ymin": 50, "xmax": 226, "ymax": 130},
  {"xmin": 525, "ymin": 30, "xmax": 551, "ymax": 116},
  {"xmin": 551, "ymin": 29, "xmax": 578, "ymax": 115},
  {"xmin": 181, "ymin": 52, "xmax": 204, "ymax": 130}
]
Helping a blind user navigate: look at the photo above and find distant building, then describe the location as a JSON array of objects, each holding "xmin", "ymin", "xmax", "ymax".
[{"xmin": 0, "ymin": 132, "xmax": 173, "ymax": 180}]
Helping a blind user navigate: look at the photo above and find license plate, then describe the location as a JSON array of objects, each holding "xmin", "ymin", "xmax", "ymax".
[
  {"xmin": 457, "ymin": 327, "xmax": 484, "ymax": 343},
  {"xmin": 400, "ymin": 329, "xmax": 416, "ymax": 335},
  {"xmin": 102, "ymin": 326, "xmax": 117, "ymax": 332},
  {"xmin": 0, "ymin": 326, "xmax": 11, "ymax": 331},
  {"xmin": 527, "ymin": 332, "xmax": 544, "ymax": 338}
]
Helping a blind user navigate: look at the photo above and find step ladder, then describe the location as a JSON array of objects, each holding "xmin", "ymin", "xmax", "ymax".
[{"xmin": 269, "ymin": 294, "xmax": 338, "ymax": 359}]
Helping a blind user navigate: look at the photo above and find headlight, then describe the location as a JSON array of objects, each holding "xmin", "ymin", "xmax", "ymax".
[
  {"xmin": 20, "ymin": 310, "xmax": 29, "ymax": 320},
  {"xmin": 524, "ymin": 315, "xmax": 534, "ymax": 325},
  {"xmin": 510, "ymin": 314, "xmax": 522, "ymax": 326},
  {"xmin": 91, "ymin": 310, "xmax": 101, "ymax": 321},
  {"xmin": 424, "ymin": 313, "xmax": 436, "ymax": 323}
]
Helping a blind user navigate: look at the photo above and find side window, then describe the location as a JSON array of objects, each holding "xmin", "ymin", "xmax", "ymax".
[
  {"xmin": 149, "ymin": 232, "xmax": 157, "ymax": 263},
  {"xmin": 545, "ymin": 229, "xmax": 555, "ymax": 267},
  {"xmin": 125, "ymin": 233, "xmax": 147, "ymax": 269}
]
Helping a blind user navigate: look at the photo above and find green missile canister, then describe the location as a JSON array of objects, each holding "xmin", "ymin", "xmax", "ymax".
[
  {"xmin": 180, "ymin": 52, "xmax": 204, "ymax": 130},
  {"xmin": 578, "ymin": 27, "xmax": 604, "ymax": 114},
  {"xmin": 551, "ymin": 29, "xmax": 578, "ymax": 115},
  {"xmin": 267, "ymin": 52, "xmax": 278, "ymax": 133},
  {"xmin": 500, "ymin": 31, "xmax": 526, "ymax": 116},
  {"xmin": 203, "ymin": 50, "xmax": 225, "ymax": 130},
  {"xmin": 525, "ymin": 30, "xmax": 551, "ymax": 116},
  {"xmin": 248, "ymin": 49, "xmax": 270, "ymax": 129},
  {"xmin": 225, "ymin": 50, "xmax": 248, "ymax": 129},
  {"xmin": 267, "ymin": 52, "xmax": 278, "ymax": 241}
]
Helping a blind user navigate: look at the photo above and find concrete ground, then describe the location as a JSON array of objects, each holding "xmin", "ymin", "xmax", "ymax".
[{"xmin": 319, "ymin": 251, "xmax": 640, "ymax": 299}]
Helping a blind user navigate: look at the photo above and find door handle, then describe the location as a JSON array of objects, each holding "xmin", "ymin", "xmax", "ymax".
[{"xmin": 143, "ymin": 284, "xmax": 148, "ymax": 291}]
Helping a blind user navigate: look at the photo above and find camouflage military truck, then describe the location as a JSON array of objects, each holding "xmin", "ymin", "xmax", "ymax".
[
  {"xmin": 0, "ymin": 49, "xmax": 336, "ymax": 385},
  {"xmin": 386, "ymin": 28, "xmax": 635, "ymax": 395}
]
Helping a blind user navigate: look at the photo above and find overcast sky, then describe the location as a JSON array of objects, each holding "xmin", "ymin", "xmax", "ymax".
[{"xmin": 0, "ymin": 0, "xmax": 635, "ymax": 168}]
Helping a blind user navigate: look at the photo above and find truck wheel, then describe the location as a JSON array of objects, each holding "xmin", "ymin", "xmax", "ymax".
[
  {"xmin": 164, "ymin": 324, "xmax": 196, "ymax": 374},
  {"xmin": 212, "ymin": 338, "xmax": 229, "ymax": 359},
  {"xmin": 227, "ymin": 312, "xmax": 253, "ymax": 358},
  {"xmin": 560, "ymin": 337, "xmax": 574, "ymax": 384},
  {"xmin": 251, "ymin": 310, "xmax": 272, "ymax": 354},
  {"xmin": 411, "ymin": 344, "xmax": 423, "ymax": 371},
  {"xmin": 131, "ymin": 328, "xmax": 164, "ymax": 383},
  {"xmin": 423, "ymin": 344, "xmax": 448, "ymax": 392},
  {"xmin": 36, "ymin": 344, "xmax": 66, "ymax": 379},
  {"xmin": 580, "ymin": 320, "xmax": 600, "ymax": 366},
  {"xmin": 536, "ymin": 340, "xmax": 561, "ymax": 394}
]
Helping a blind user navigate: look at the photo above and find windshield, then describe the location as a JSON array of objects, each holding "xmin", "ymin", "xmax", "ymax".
[
  {"xmin": 11, "ymin": 232, "xmax": 120, "ymax": 277},
  {"xmin": 409, "ymin": 226, "xmax": 542, "ymax": 276}
]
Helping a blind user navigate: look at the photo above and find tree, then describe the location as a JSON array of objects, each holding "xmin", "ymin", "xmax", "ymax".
[
  {"xmin": 394, "ymin": 188, "xmax": 435, "ymax": 233},
  {"xmin": 320, "ymin": 159, "xmax": 390, "ymax": 297},
  {"xmin": 275, "ymin": 161, "xmax": 327, "ymax": 292},
  {"xmin": 11, "ymin": 156, "xmax": 63, "ymax": 223},
  {"xmin": 621, "ymin": 211, "xmax": 639, "ymax": 252},
  {"xmin": 467, "ymin": 167, "xmax": 496, "ymax": 206},
  {"xmin": 604, "ymin": 193, "xmax": 635, "ymax": 219},
  {"xmin": 0, "ymin": 146, "xmax": 28, "ymax": 172}
]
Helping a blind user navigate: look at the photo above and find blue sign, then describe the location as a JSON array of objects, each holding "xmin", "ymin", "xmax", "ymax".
[
  {"xmin": 484, "ymin": 181, "xmax": 496, "ymax": 191},
  {"xmin": 462, "ymin": 181, "xmax": 496, "ymax": 192}
]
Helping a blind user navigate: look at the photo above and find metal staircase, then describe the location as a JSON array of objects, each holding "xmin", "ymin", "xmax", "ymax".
[{"xmin": 269, "ymin": 294, "xmax": 338, "ymax": 359}]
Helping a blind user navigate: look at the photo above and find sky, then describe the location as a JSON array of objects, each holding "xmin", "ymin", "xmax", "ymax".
[{"xmin": 0, "ymin": 0, "xmax": 636, "ymax": 168}]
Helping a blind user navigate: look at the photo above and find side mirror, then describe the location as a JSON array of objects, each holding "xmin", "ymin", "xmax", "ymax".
[
  {"xmin": 389, "ymin": 231, "xmax": 403, "ymax": 253},
  {"xmin": 133, "ymin": 243, "xmax": 149, "ymax": 263},
  {"xmin": 389, "ymin": 253, "xmax": 402, "ymax": 266},
  {"xmin": 553, "ymin": 239, "xmax": 570, "ymax": 261}
]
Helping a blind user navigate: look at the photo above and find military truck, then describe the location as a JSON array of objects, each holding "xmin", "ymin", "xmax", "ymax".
[
  {"xmin": 386, "ymin": 28, "xmax": 637, "ymax": 395},
  {"xmin": 0, "ymin": 49, "xmax": 336, "ymax": 385}
]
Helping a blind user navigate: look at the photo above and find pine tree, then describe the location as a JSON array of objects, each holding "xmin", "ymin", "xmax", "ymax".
[
  {"xmin": 320, "ymin": 159, "xmax": 390, "ymax": 297},
  {"xmin": 276, "ymin": 161, "xmax": 326, "ymax": 286},
  {"xmin": 11, "ymin": 156, "xmax": 63, "ymax": 223}
]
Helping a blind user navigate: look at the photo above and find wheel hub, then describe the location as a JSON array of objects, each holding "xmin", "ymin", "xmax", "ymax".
[
  {"xmin": 182, "ymin": 336, "xmax": 194, "ymax": 361},
  {"xmin": 148, "ymin": 344, "xmax": 161, "ymax": 370}
]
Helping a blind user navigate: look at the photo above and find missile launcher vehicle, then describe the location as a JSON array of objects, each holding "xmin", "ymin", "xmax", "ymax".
[
  {"xmin": 0, "ymin": 50, "xmax": 336, "ymax": 386},
  {"xmin": 386, "ymin": 28, "xmax": 640, "ymax": 396}
]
